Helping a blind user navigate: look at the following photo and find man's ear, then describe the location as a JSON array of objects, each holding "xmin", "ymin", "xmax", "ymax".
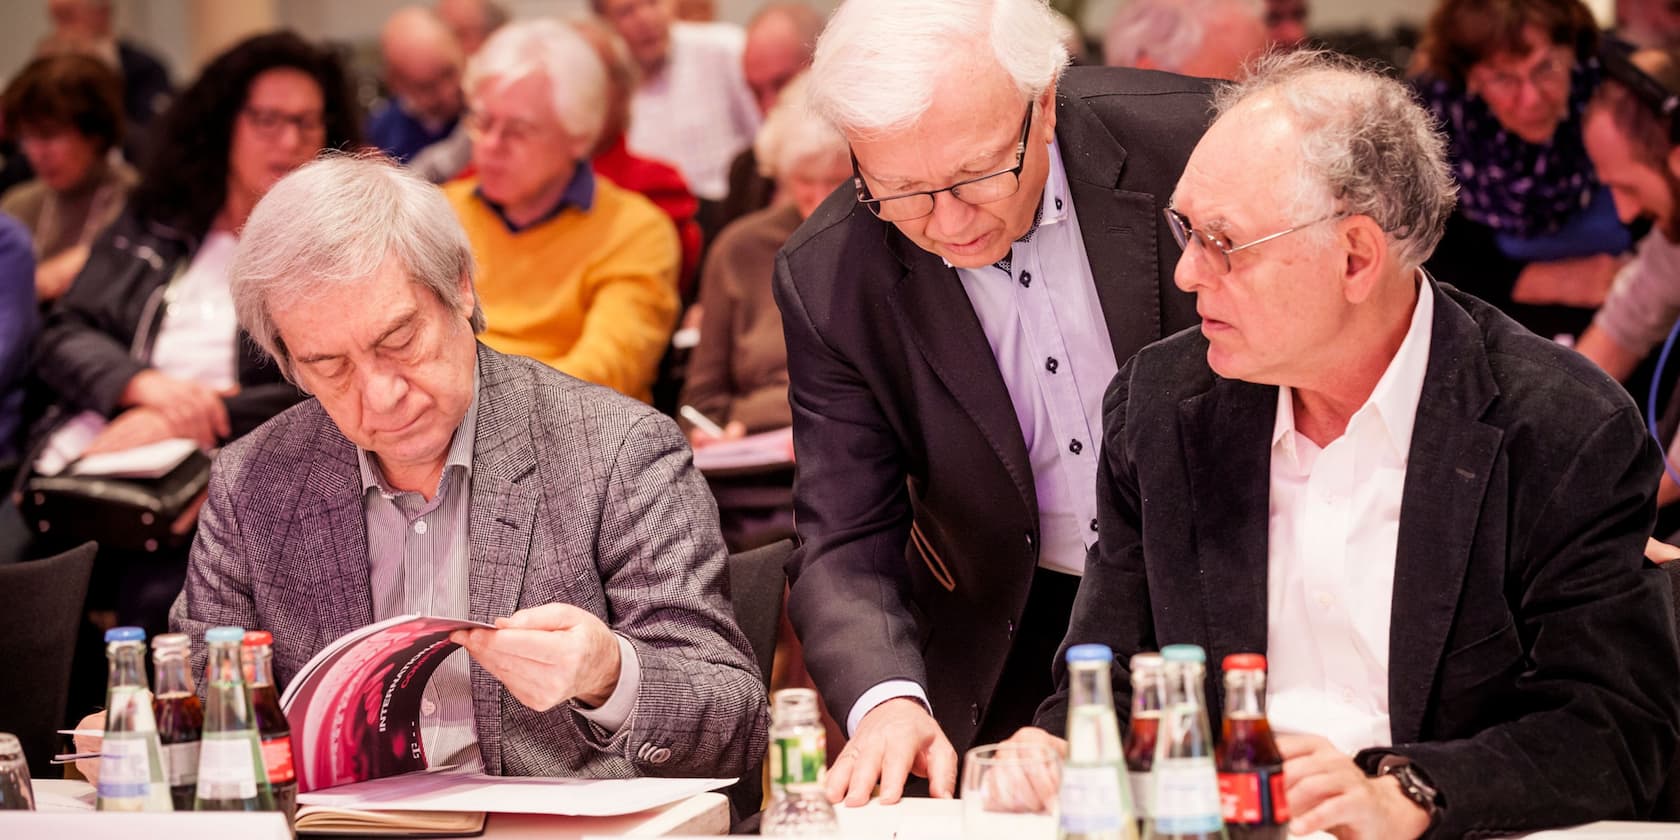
[{"xmin": 1340, "ymin": 215, "xmax": 1389, "ymax": 305}]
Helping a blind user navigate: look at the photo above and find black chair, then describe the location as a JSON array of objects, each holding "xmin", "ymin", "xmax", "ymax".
[
  {"xmin": 724, "ymin": 538, "xmax": 792, "ymax": 823},
  {"xmin": 0, "ymin": 540, "xmax": 95, "ymax": 777}
]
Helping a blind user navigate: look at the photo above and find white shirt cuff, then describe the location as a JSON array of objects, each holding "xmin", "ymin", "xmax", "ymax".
[
  {"xmin": 575, "ymin": 634, "xmax": 639, "ymax": 732},
  {"xmin": 847, "ymin": 680, "xmax": 929, "ymax": 736}
]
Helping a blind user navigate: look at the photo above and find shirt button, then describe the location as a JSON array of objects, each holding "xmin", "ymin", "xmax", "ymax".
[
  {"xmin": 1019, "ymin": 271, "xmax": 1032, "ymax": 288},
  {"xmin": 422, "ymin": 698, "xmax": 437, "ymax": 716},
  {"xmin": 413, "ymin": 520, "xmax": 429, "ymax": 535},
  {"xmin": 1089, "ymin": 518, "xmax": 1098, "ymax": 532},
  {"xmin": 1045, "ymin": 356, "xmax": 1059, "ymax": 374},
  {"xmin": 1341, "ymin": 688, "xmax": 1356, "ymax": 703},
  {"xmin": 1315, "ymin": 591, "xmax": 1334, "ymax": 608},
  {"xmin": 1054, "ymin": 197, "xmax": 1064, "ymax": 210},
  {"xmin": 1068, "ymin": 439, "xmax": 1083, "ymax": 455}
]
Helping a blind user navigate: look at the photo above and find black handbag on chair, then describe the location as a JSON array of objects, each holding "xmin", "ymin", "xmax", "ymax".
[{"xmin": 20, "ymin": 449, "xmax": 211, "ymax": 554}]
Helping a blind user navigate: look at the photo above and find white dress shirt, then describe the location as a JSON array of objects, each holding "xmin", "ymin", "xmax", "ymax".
[
  {"xmin": 625, "ymin": 22, "xmax": 760, "ymax": 201},
  {"xmin": 847, "ymin": 142, "xmax": 1116, "ymax": 734},
  {"xmin": 1265, "ymin": 278, "xmax": 1433, "ymax": 755}
]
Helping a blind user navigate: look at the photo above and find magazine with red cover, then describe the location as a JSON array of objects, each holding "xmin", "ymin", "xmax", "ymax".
[{"xmin": 279, "ymin": 615, "xmax": 493, "ymax": 793}]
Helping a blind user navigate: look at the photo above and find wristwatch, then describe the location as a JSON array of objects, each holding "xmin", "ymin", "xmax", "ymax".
[{"xmin": 1380, "ymin": 761, "xmax": 1441, "ymax": 821}]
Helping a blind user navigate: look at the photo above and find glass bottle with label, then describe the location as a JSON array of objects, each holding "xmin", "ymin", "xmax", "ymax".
[
  {"xmin": 243, "ymin": 631, "xmax": 298, "ymax": 823},
  {"xmin": 1145, "ymin": 644, "xmax": 1226, "ymax": 840},
  {"xmin": 1216, "ymin": 654, "xmax": 1287, "ymax": 840},
  {"xmin": 1060, "ymin": 643, "xmax": 1137, "ymax": 840},
  {"xmin": 1126, "ymin": 652, "xmax": 1165, "ymax": 829},
  {"xmin": 152, "ymin": 633, "xmax": 202, "ymax": 811},
  {"xmin": 195, "ymin": 626, "xmax": 275, "ymax": 812},
  {"xmin": 97, "ymin": 626, "xmax": 173, "ymax": 811},
  {"xmin": 762, "ymin": 688, "xmax": 838, "ymax": 836}
]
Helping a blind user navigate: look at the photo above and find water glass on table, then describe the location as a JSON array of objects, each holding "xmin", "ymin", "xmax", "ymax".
[
  {"xmin": 961, "ymin": 741, "xmax": 1061, "ymax": 840},
  {"xmin": 0, "ymin": 732, "xmax": 36, "ymax": 810}
]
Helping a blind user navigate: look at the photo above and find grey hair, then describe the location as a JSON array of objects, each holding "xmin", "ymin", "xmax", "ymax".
[
  {"xmin": 462, "ymin": 18, "xmax": 608, "ymax": 157},
  {"xmin": 1212, "ymin": 50, "xmax": 1459, "ymax": 272},
  {"xmin": 754, "ymin": 73, "xmax": 847, "ymax": 179},
  {"xmin": 1103, "ymin": 0, "xmax": 1260, "ymax": 71},
  {"xmin": 230, "ymin": 152, "xmax": 484, "ymax": 383},
  {"xmin": 806, "ymin": 0, "xmax": 1069, "ymax": 137}
]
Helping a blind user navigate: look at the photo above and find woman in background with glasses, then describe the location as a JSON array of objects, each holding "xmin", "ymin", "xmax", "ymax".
[{"xmin": 1413, "ymin": 0, "xmax": 1629, "ymax": 340}]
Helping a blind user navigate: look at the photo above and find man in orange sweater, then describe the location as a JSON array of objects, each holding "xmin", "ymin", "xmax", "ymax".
[{"xmin": 445, "ymin": 18, "xmax": 679, "ymax": 403}]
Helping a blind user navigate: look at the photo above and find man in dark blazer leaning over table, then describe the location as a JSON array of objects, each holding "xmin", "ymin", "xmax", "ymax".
[
  {"xmin": 1018, "ymin": 51, "xmax": 1680, "ymax": 838},
  {"xmin": 773, "ymin": 0, "xmax": 1210, "ymax": 806},
  {"xmin": 165, "ymin": 154, "xmax": 768, "ymax": 780}
]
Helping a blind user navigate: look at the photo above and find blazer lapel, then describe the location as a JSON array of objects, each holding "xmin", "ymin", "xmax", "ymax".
[
  {"xmin": 1387, "ymin": 283, "xmax": 1502, "ymax": 745},
  {"xmin": 462, "ymin": 347, "xmax": 540, "ymax": 775},
  {"xmin": 1179, "ymin": 377, "xmax": 1275, "ymax": 664},
  {"xmin": 889, "ymin": 244, "xmax": 1037, "ymax": 521},
  {"xmin": 299, "ymin": 422, "xmax": 373, "ymax": 648}
]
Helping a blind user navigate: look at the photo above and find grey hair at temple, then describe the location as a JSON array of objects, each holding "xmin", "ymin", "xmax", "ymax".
[
  {"xmin": 1212, "ymin": 50, "xmax": 1459, "ymax": 272},
  {"xmin": 229, "ymin": 152, "xmax": 485, "ymax": 383}
]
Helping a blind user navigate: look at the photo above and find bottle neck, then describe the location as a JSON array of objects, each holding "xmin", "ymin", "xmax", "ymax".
[
  {"xmin": 1068, "ymin": 660, "xmax": 1113, "ymax": 710},
  {"xmin": 1131, "ymin": 668, "xmax": 1163, "ymax": 715},
  {"xmin": 1223, "ymin": 668, "xmax": 1266, "ymax": 717},
  {"xmin": 107, "ymin": 642, "xmax": 148, "ymax": 689},
  {"xmin": 243, "ymin": 645, "xmax": 276, "ymax": 687},
  {"xmin": 154, "ymin": 650, "xmax": 195, "ymax": 695},
  {"xmin": 771, "ymin": 692, "xmax": 820, "ymax": 728},
  {"xmin": 1163, "ymin": 661, "xmax": 1206, "ymax": 707},
  {"xmin": 206, "ymin": 641, "xmax": 246, "ymax": 686}
]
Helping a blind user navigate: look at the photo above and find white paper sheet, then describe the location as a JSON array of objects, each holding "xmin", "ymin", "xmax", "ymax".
[
  {"xmin": 69, "ymin": 438, "xmax": 197, "ymax": 478},
  {"xmin": 295, "ymin": 769, "xmax": 736, "ymax": 816},
  {"xmin": 691, "ymin": 426, "xmax": 795, "ymax": 472}
]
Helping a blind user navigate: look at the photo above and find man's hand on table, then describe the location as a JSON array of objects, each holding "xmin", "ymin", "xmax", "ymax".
[
  {"xmin": 450, "ymin": 603, "xmax": 622, "ymax": 711},
  {"xmin": 1279, "ymin": 734, "xmax": 1429, "ymax": 840},
  {"xmin": 828, "ymin": 697, "xmax": 957, "ymax": 806},
  {"xmin": 72, "ymin": 711, "xmax": 106, "ymax": 784}
]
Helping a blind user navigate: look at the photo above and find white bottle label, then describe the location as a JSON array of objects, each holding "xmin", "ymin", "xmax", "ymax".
[
  {"xmin": 1150, "ymin": 757, "xmax": 1222, "ymax": 833},
  {"xmin": 1130, "ymin": 770, "xmax": 1152, "ymax": 819},
  {"xmin": 161, "ymin": 741, "xmax": 199, "ymax": 788},
  {"xmin": 196, "ymin": 734, "xmax": 258, "ymax": 800},
  {"xmin": 97, "ymin": 734, "xmax": 154, "ymax": 800},
  {"xmin": 1059, "ymin": 765, "xmax": 1127, "ymax": 833}
]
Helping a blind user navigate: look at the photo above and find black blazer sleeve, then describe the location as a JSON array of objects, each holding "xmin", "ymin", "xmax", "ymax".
[{"xmin": 33, "ymin": 218, "xmax": 154, "ymax": 417}]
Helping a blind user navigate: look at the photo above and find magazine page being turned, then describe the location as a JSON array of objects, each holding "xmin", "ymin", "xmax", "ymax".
[{"xmin": 280, "ymin": 615, "xmax": 493, "ymax": 793}]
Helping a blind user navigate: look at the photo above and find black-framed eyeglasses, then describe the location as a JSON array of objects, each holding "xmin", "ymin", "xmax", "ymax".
[
  {"xmin": 1165, "ymin": 207, "xmax": 1342, "ymax": 275},
  {"xmin": 853, "ymin": 101, "xmax": 1033, "ymax": 222},
  {"xmin": 241, "ymin": 106, "xmax": 325, "ymax": 139}
]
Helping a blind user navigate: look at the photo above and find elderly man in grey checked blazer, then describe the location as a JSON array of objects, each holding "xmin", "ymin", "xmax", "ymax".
[{"xmin": 163, "ymin": 153, "xmax": 769, "ymax": 778}]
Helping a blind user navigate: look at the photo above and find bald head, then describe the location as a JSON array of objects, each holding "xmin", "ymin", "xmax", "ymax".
[
  {"xmin": 436, "ymin": 0, "xmax": 508, "ymax": 56},
  {"xmin": 744, "ymin": 2, "xmax": 825, "ymax": 115},
  {"xmin": 1105, "ymin": 0, "xmax": 1267, "ymax": 80},
  {"xmin": 382, "ymin": 7, "xmax": 465, "ymax": 127}
]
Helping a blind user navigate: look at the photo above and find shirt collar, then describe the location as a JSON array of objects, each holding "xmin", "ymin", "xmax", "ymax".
[
  {"xmin": 474, "ymin": 162, "xmax": 596, "ymax": 234},
  {"xmin": 1272, "ymin": 272, "xmax": 1435, "ymax": 462},
  {"xmin": 358, "ymin": 366, "xmax": 481, "ymax": 497}
]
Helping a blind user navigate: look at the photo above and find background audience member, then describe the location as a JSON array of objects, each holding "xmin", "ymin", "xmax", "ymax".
[
  {"xmin": 718, "ymin": 2, "xmax": 824, "ymax": 231},
  {"xmin": 446, "ymin": 19, "xmax": 680, "ymax": 403},
  {"xmin": 0, "ymin": 53, "xmax": 135, "ymax": 302},
  {"xmin": 436, "ymin": 0, "xmax": 509, "ymax": 57},
  {"xmin": 674, "ymin": 0, "xmax": 718, "ymax": 22},
  {"xmin": 1415, "ymin": 0, "xmax": 1630, "ymax": 340},
  {"xmin": 1103, "ymin": 0, "xmax": 1270, "ymax": 79},
  {"xmin": 572, "ymin": 15, "xmax": 704, "ymax": 294},
  {"xmin": 0, "ymin": 213, "xmax": 36, "ymax": 473},
  {"xmin": 23, "ymin": 31, "xmax": 360, "ymax": 650},
  {"xmin": 1618, "ymin": 0, "xmax": 1680, "ymax": 49},
  {"xmin": 599, "ymin": 0, "xmax": 760, "ymax": 205},
  {"xmin": 368, "ymin": 6, "xmax": 465, "ymax": 165},
  {"xmin": 1265, "ymin": 0, "xmax": 1311, "ymax": 49},
  {"xmin": 40, "ymin": 0, "xmax": 172, "ymax": 161}
]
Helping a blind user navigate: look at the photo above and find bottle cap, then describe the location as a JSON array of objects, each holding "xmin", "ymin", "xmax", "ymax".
[
  {"xmin": 1161, "ymin": 643, "xmax": 1206, "ymax": 663},
  {"xmin": 205, "ymin": 626, "xmax": 246, "ymax": 644},
  {"xmin": 152, "ymin": 633, "xmax": 190, "ymax": 651},
  {"xmin": 1222, "ymin": 653, "xmax": 1267, "ymax": 672},
  {"xmin": 242, "ymin": 630, "xmax": 273, "ymax": 647},
  {"xmin": 1129, "ymin": 652, "xmax": 1164, "ymax": 671},
  {"xmin": 104, "ymin": 626, "xmax": 145, "ymax": 643},
  {"xmin": 1066, "ymin": 643, "xmax": 1113, "ymax": 663}
]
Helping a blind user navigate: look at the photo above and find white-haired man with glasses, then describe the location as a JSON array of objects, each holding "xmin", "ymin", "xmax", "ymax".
[
  {"xmin": 773, "ymin": 0, "xmax": 1212, "ymax": 806},
  {"xmin": 1015, "ymin": 50, "xmax": 1680, "ymax": 838}
]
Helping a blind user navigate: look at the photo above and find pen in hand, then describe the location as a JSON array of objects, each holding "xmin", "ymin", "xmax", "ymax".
[{"xmin": 680, "ymin": 405, "xmax": 727, "ymax": 438}]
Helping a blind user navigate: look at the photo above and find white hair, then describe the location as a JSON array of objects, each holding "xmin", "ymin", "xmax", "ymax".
[
  {"xmin": 1104, "ymin": 0, "xmax": 1260, "ymax": 71},
  {"xmin": 462, "ymin": 18, "xmax": 608, "ymax": 157},
  {"xmin": 230, "ymin": 153, "xmax": 484, "ymax": 384},
  {"xmin": 754, "ymin": 73, "xmax": 847, "ymax": 180},
  {"xmin": 806, "ymin": 0, "xmax": 1069, "ymax": 137}
]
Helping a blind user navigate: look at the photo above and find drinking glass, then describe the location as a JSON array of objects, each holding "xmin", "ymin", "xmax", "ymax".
[
  {"xmin": 0, "ymin": 733, "xmax": 35, "ymax": 810},
  {"xmin": 961, "ymin": 742, "xmax": 1061, "ymax": 840}
]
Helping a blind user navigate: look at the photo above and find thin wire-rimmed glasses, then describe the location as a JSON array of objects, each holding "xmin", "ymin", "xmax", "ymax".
[
  {"xmin": 853, "ymin": 101, "xmax": 1034, "ymax": 222},
  {"xmin": 1164, "ymin": 207, "xmax": 1343, "ymax": 275}
]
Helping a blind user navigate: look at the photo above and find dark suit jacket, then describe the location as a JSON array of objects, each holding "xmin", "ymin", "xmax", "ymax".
[
  {"xmin": 773, "ymin": 66, "xmax": 1211, "ymax": 752},
  {"xmin": 170, "ymin": 345, "xmax": 769, "ymax": 779},
  {"xmin": 1037, "ymin": 282, "xmax": 1680, "ymax": 836}
]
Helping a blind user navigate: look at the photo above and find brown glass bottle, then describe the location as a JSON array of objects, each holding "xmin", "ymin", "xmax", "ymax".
[
  {"xmin": 1215, "ymin": 654, "xmax": 1287, "ymax": 840},
  {"xmin": 151, "ymin": 634, "xmax": 202, "ymax": 811},
  {"xmin": 243, "ymin": 631, "xmax": 297, "ymax": 824},
  {"xmin": 1126, "ymin": 652, "xmax": 1165, "ymax": 829}
]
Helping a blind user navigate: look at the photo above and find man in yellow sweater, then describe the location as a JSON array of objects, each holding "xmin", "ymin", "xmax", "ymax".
[{"xmin": 445, "ymin": 18, "xmax": 679, "ymax": 402}]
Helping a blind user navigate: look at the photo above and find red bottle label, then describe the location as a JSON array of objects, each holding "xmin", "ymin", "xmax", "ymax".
[
  {"xmin": 1218, "ymin": 768, "xmax": 1289, "ymax": 824},
  {"xmin": 261, "ymin": 735, "xmax": 295, "ymax": 784}
]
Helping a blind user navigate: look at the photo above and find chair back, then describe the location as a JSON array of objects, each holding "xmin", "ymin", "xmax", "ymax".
[
  {"xmin": 0, "ymin": 541, "xmax": 95, "ymax": 777},
  {"xmin": 727, "ymin": 539, "xmax": 791, "ymax": 689}
]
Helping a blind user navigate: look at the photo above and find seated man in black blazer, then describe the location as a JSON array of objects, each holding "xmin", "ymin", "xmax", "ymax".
[{"xmin": 1019, "ymin": 51, "xmax": 1680, "ymax": 838}]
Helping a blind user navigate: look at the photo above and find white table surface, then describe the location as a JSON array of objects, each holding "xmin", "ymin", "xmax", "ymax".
[{"xmin": 24, "ymin": 779, "xmax": 729, "ymax": 838}]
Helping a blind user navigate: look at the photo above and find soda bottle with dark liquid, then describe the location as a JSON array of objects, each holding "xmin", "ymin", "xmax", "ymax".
[
  {"xmin": 151, "ymin": 633, "xmax": 202, "ymax": 811},
  {"xmin": 1125, "ymin": 652, "xmax": 1165, "ymax": 830},
  {"xmin": 242, "ymin": 631, "xmax": 298, "ymax": 825},
  {"xmin": 1215, "ymin": 654, "xmax": 1287, "ymax": 840},
  {"xmin": 194, "ymin": 626, "xmax": 275, "ymax": 813},
  {"xmin": 1145, "ymin": 644, "xmax": 1226, "ymax": 840}
]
